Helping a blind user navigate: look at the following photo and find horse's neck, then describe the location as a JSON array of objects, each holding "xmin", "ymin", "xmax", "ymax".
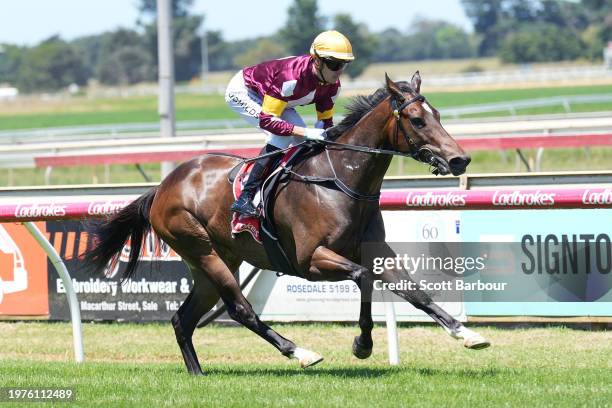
[{"xmin": 323, "ymin": 104, "xmax": 393, "ymax": 197}]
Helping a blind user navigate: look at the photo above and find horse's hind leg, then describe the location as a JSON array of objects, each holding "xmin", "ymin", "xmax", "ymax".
[
  {"xmin": 171, "ymin": 271, "xmax": 220, "ymax": 375},
  {"xmin": 151, "ymin": 208, "xmax": 224, "ymax": 374},
  {"xmin": 204, "ymin": 254, "xmax": 323, "ymax": 368}
]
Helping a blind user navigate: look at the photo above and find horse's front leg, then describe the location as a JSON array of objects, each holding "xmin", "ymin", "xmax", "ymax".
[
  {"xmin": 308, "ymin": 246, "xmax": 374, "ymax": 359},
  {"xmin": 373, "ymin": 242, "xmax": 490, "ymax": 350}
]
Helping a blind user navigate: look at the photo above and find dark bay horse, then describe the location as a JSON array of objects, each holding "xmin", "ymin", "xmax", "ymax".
[{"xmin": 84, "ymin": 73, "xmax": 490, "ymax": 375}]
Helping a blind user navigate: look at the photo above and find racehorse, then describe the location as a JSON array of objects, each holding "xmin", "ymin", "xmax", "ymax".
[{"xmin": 84, "ymin": 73, "xmax": 490, "ymax": 375}]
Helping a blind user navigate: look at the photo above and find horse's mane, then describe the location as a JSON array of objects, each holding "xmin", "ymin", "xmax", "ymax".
[{"xmin": 326, "ymin": 81, "xmax": 414, "ymax": 140}]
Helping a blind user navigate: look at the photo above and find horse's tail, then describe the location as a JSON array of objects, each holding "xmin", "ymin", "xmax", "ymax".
[{"xmin": 83, "ymin": 187, "xmax": 158, "ymax": 281}]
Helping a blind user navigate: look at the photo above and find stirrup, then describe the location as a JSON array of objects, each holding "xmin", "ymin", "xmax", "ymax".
[{"xmin": 231, "ymin": 201, "xmax": 259, "ymax": 217}]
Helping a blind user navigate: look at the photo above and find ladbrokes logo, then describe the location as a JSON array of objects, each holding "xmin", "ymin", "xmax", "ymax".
[
  {"xmin": 14, "ymin": 203, "xmax": 67, "ymax": 218},
  {"xmin": 492, "ymin": 190, "xmax": 555, "ymax": 207},
  {"xmin": 87, "ymin": 201, "xmax": 130, "ymax": 216},
  {"xmin": 582, "ymin": 189, "xmax": 612, "ymax": 205},
  {"xmin": 405, "ymin": 191, "xmax": 467, "ymax": 207}
]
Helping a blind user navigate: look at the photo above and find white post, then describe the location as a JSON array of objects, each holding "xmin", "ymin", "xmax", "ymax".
[
  {"xmin": 383, "ymin": 295, "xmax": 400, "ymax": 365},
  {"xmin": 22, "ymin": 222, "xmax": 84, "ymax": 363},
  {"xmin": 157, "ymin": 0, "xmax": 176, "ymax": 178}
]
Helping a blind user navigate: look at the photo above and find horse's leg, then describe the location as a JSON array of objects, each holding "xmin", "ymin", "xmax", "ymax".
[
  {"xmin": 308, "ymin": 246, "xmax": 374, "ymax": 359},
  {"xmin": 151, "ymin": 207, "xmax": 224, "ymax": 374},
  {"xmin": 171, "ymin": 270, "xmax": 220, "ymax": 375},
  {"xmin": 203, "ymin": 253, "xmax": 323, "ymax": 368},
  {"xmin": 374, "ymin": 242, "xmax": 490, "ymax": 349}
]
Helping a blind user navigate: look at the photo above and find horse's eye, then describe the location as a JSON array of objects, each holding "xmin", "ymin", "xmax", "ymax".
[{"xmin": 410, "ymin": 117, "xmax": 426, "ymax": 129}]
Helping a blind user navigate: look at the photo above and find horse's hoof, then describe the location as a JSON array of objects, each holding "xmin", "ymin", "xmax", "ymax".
[
  {"xmin": 291, "ymin": 347, "xmax": 324, "ymax": 369},
  {"xmin": 449, "ymin": 326, "xmax": 491, "ymax": 350},
  {"xmin": 352, "ymin": 336, "xmax": 373, "ymax": 359},
  {"xmin": 464, "ymin": 336, "xmax": 491, "ymax": 350}
]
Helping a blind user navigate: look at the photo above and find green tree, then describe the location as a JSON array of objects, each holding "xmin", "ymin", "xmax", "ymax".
[
  {"xmin": 499, "ymin": 24, "xmax": 584, "ymax": 62},
  {"xmin": 141, "ymin": 13, "xmax": 204, "ymax": 81},
  {"xmin": 138, "ymin": 0, "xmax": 195, "ymax": 18},
  {"xmin": 138, "ymin": 0, "xmax": 204, "ymax": 81},
  {"xmin": 331, "ymin": 14, "xmax": 376, "ymax": 79},
  {"xmin": 371, "ymin": 29, "xmax": 411, "ymax": 62},
  {"xmin": 94, "ymin": 29, "xmax": 154, "ymax": 85},
  {"xmin": 461, "ymin": 0, "xmax": 599, "ymax": 58},
  {"xmin": 434, "ymin": 25, "xmax": 475, "ymax": 59},
  {"xmin": 401, "ymin": 19, "xmax": 475, "ymax": 60},
  {"xmin": 206, "ymin": 30, "xmax": 236, "ymax": 71},
  {"xmin": 461, "ymin": 0, "xmax": 503, "ymax": 55},
  {"xmin": 172, "ymin": 14, "xmax": 205, "ymax": 81},
  {"xmin": 279, "ymin": 0, "xmax": 324, "ymax": 55},
  {"xmin": 16, "ymin": 36, "xmax": 87, "ymax": 92},
  {"xmin": 581, "ymin": 0, "xmax": 612, "ymax": 59},
  {"xmin": 98, "ymin": 46, "xmax": 154, "ymax": 85},
  {"xmin": 0, "ymin": 44, "xmax": 24, "ymax": 85},
  {"xmin": 233, "ymin": 38, "xmax": 287, "ymax": 68},
  {"xmin": 72, "ymin": 35, "xmax": 105, "ymax": 80}
]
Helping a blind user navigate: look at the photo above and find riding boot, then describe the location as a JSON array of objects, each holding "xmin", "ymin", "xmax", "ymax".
[{"xmin": 231, "ymin": 159, "xmax": 270, "ymax": 217}]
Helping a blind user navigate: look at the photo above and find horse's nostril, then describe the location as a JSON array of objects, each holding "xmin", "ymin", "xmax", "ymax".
[{"xmin": 449, "ymin": 155, "xmax": 471, "ymax": 170}]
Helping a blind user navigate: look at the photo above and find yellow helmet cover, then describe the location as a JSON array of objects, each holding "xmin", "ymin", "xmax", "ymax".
[{"xmin": 310, "ymin": 30, "xmax": 355, "ymax": 61}]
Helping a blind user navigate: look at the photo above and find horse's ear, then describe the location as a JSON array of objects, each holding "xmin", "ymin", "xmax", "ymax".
[
  {"xmin": 385, "ymin": 72, "xmax": 403, "ymax": 99},
  {"xmin": 411, "ymin": 71, "xmax": 421, "ymax": 93}
]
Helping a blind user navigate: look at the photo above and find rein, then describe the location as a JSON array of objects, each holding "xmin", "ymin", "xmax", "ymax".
[{"xmin": 283, "ymin": 94, "xmax": 436, "ymax": 201}]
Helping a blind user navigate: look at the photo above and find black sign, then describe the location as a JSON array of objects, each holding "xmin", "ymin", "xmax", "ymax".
[{"xmin": 47, "ymin": 221, "xmax": 192, "ymax": 321}]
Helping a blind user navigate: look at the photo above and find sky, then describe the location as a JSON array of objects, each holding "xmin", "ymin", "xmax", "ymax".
[{"xmin": 0, "ymin": 0, "xmax": 473, "ymax": 46}]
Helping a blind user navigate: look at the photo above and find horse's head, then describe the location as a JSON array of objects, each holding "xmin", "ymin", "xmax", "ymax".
[{"xmin": 384, "ymin": 72, "xmax": 470, "ymax": 176}]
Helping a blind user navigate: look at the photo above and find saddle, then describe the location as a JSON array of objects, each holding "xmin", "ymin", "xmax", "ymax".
[{"xmin": 230, "ymin": 144, "xmax": 313, "ymax": 275}]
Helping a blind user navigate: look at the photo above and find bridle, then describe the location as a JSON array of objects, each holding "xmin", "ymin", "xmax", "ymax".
[
  {"xmin": 390, "ymin": 94, "xmax": 424, "ymax": 157},
  {"xmin": 322, "ymin": 94, "xmax": 436, "ymax": 161}
]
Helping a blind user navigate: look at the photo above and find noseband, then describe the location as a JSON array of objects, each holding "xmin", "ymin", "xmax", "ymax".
[{"xmin": 390, "ymin": 94, "xmax": 428, "ymax": 160}]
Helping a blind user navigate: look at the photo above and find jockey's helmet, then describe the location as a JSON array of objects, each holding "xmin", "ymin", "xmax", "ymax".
[{"xmin": 309, "ymin": 30, "xmax": 355, "ymax": 61}]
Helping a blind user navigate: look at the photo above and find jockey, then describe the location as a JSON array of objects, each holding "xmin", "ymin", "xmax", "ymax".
[{"xmin": 225, "ymin": 30, "xmax": 354, "ymax": 217}]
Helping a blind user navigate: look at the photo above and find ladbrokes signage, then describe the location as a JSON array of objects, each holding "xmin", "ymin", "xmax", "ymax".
[
  {"xmin": 491, "ymin": 190, "xmax": 556, "ymax": 207},
  {"xmin": 405, "ymin": 191, "xmax": 467, "ymax": 207},
  {"xmin": 14, "ymin": 203, "xmax": 67, "ymax": 218},
  {"xmin": 582, "ymin": 189, "xmax": 612, "ymax": 205}
]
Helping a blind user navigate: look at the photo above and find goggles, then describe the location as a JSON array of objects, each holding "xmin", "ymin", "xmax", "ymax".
[{"xmin": 322, "ymin": 58, "xmax": 348, "ymax": 72}]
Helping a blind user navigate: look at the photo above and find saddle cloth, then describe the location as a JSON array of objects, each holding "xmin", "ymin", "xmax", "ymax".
[{"xmin": 231, "ymin": 146, "xmax": 301, "ymax": 243}]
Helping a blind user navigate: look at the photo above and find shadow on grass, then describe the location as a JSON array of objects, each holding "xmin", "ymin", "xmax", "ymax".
[
  {"xmin": 6, "ymin": 360, "xmax": 512, "ymax": 380},
  {"xmin": 199, "ymin": 365, "xmax": 511, "ymax": 379}
]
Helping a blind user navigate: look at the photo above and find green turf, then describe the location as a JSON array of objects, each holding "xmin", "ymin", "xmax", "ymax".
[
  {"xmin": 0, "ymin": 323, "xmax": 610, "ymax": 407},
  {"xmin": 424, "ymin": 84, "xmax": 612, "ymax": 107},
  {"xmin": 0, "ymin": 94, "xmax": 232, "ymax": 130},
  {"xmin": 1, "ymin": 84, "xmax": 611, "ymax": 131},
  {"xmin": 0, "ymin": 163, "xmax": 163, "ymax": 186}
]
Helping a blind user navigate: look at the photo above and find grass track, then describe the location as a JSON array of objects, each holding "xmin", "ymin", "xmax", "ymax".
[
  {"xmin": 1, "ymin": 84, "xmax": 612, "ymax": 130},
  {"xmin": 1, "ymin": 323, "xmax": 610, "ymax": 407}
]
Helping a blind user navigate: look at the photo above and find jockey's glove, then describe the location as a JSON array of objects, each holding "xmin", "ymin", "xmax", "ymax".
[{"xmin": 304, "ymin": 128, "xmax": 326, "ymax": 141}]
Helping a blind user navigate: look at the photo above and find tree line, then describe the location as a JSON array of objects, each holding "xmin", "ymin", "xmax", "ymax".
[{"xmin": 0, "ymin": 0, "xmax": 609, "ymax": 92}]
